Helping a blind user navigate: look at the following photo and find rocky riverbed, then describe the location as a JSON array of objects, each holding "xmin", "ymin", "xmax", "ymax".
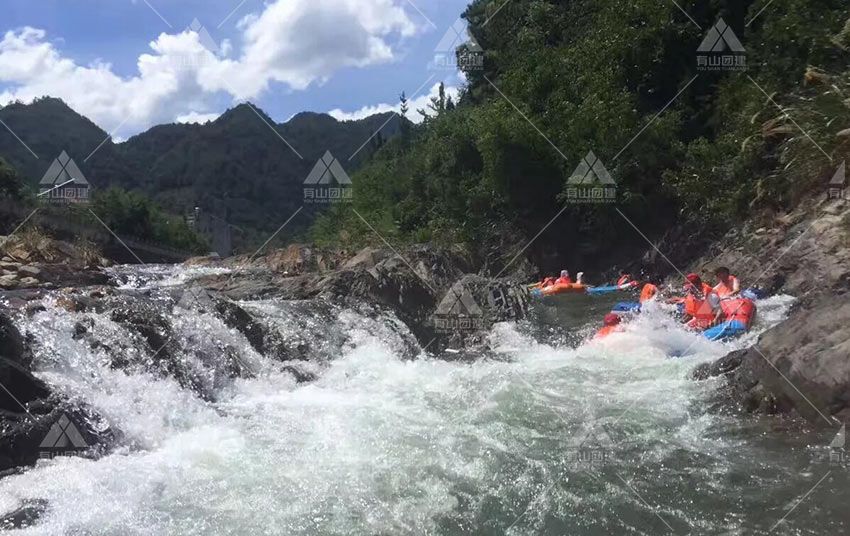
[
  {"xmin": 0, "ymin": 240, "xmax": 532, "ymax": 481},
  {"xmin": 0, "ymin": 217, "xmax": 848, "ymax": 532}
]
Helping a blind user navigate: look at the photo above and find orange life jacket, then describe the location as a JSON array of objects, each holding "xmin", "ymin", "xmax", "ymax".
[
  {"xmin": 555, "ymin": 276, "xmax": 573, "ymax": 285},
  {"xmin": 713, "ymin": 275, "xmax": 740, "ymax": 298},
  {"xmin": 594, "ymin": 325, "xmax": 619, "ymax": 339},
  {"xmin": 617, "ymin": 275, "xmax": 632, "ymax": 286},
  {"xmin": 639, "ymin": 283, "xmax": 658, "ymax": 303},
  {"xmin": 721, "ymin": 298, "xmax": 755, "ymax": 326},
  {"xmin": 684, "ymin": 284, "xmax": 721, "ymax": 330},
  {"xmin": 683, "ymin": 283, "xmax": 715, "ymax": 317}
]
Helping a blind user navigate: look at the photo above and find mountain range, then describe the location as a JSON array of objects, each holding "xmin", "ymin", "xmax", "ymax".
[{"xmin": 0, "ymin": 97, "xmax": 400, "ymax": 249}]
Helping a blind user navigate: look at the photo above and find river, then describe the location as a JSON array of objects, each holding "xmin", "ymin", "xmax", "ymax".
[{"xmin": 0, "ymin": 265, "xmax": 847, "ymax": 535}]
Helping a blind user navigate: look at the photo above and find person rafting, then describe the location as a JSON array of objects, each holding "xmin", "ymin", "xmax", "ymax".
[
  {"xmin": 713, "ymin": 267, "xmax": 741, "ymax": 298},
  {"xmin": 616, "ymin": 270, "xmax": 632, "ymax": 286},
  {"xmin": 682, "ymin": 273, "xmax": 723, "ymax": 330},
  {"xmin": 555, "ymin": 270, "xmax": 573, "ymax": 285},
  {"xmin": 576, "ymin": 272, "xmax": 585, "ymax": 285},
  {"xmin": 639, "ymin": 275, "xmax": 661, "ymax": 303},
  {"xmin": 538, "ymin": 276, "xmax": 556, "ymax": 288},
  {"xmin": 594, "ymin": 313, "xmax": 623, "ymax": 339}
]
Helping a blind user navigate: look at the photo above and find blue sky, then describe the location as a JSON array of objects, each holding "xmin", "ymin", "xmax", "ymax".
[{"xmin": 1, "ymin": 0, "xmax": 470, "ymax": 138}]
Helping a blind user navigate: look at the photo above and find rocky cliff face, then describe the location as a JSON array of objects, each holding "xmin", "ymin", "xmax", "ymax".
[{"xmin": 691, "ymin": 195, "xmax": 850, "ymax": 425}]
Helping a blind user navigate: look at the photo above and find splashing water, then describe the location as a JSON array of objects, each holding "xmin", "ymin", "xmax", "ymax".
[{"xmin": 1, "ymin": 267, "xmax": 846, "ymax": 535}]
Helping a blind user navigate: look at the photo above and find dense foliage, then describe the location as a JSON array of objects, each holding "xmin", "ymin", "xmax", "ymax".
[
  {"xmin": 0, "ymin": 158, "xmax": 23, "ymax": 200},
  {"xmin": 312, "ymin": 0, "xmax": 850, "ymax": 272},
  {"xmin": 90, "ymin": 187, "xmax": 208, "ymax": 253}
]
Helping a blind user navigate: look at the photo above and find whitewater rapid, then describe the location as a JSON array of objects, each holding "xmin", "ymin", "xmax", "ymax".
[{"xmin": 1, "ymin": 266, "xmax": 846, "ymax": 535}]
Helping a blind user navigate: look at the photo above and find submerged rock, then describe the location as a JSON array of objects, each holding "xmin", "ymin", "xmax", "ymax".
[{"xmin": 0, "ymin": 499, "xmax": 48, "ymax": 529}]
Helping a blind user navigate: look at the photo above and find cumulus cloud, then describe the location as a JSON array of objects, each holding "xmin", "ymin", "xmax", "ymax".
[
  {"xmin": 0, "ymin": 0, "xmax": 418, "ymax": 136},
  {"xmin": 328, "ymin": 83, "xmax": 459, "ymax": 123}
]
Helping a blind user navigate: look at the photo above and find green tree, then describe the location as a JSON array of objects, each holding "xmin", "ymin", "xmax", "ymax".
[{"xmin": 0, "ymin": 158, "xmax": 23, "ymax": 200}]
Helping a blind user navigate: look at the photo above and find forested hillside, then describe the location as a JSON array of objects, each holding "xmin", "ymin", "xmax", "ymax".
[
  {"xmin": 0, "ymin": 98, "xmax": 400, "ymax": 249},
  {"xmin": 313, "ymin": 0, "xmax": 850, "ymax": 274}
]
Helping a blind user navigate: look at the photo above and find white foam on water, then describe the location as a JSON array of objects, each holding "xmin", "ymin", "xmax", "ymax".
[{"xmin": 0, "ymin": 286, "xmax": 815, "ymax": 535}]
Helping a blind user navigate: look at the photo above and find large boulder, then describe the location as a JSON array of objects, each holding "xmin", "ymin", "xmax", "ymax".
[
  {"xmin": 695, "ymin": 291, "xmax": 850, "ymax": 424},
  {"xmin": 0, "ymin": 311, "xmax": 115, "ymax": 472},
  {"xmin": 196, "ymin": 244, "xmax": 530, "ymax": 353},
  {"xmin": 427, "ymin": 274, "xmax": 531, "ymax": 352}
]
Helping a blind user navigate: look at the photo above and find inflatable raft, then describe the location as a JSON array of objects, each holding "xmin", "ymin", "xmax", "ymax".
[
  {"xmin": 586, "ymin": 281, "xmax": 640, "ymax": 295},
  {"xmin": 703, "ymin": 298, "xmax": 757, "ymax": 341},
  {"xmin": 530, "ymin": 282, "xmax": 589, "ymax": 297}
]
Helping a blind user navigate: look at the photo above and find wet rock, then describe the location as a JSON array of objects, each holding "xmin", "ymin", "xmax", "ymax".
[
  {"xmin": 282, "ymin": 365, "xmax": 317, "ymax": 383},
  {"xmin": 110, "ymin": 301, "xmax": 173, "ymax": 359},
  {"xmin": 692, "ymin": 349, "xmax": 745, "ymax": 381},
  {"xmin": 34, "ymin": 264, "xmax": 109, "ymax": 288},
  {"xmin": 426, "ymin": 274, "xmax": 531, "ymax": 352},
  {"xmin": 0, "ymin": 311, "xmax": 30, "ymax": 367},
  {"xmin": 0, "ymin": 499, "xmax": 48, "ymax": 530},
  {"xmin": 699, "ymin": 292, "xmax": 850, "ymax": 424},
  {"xmin": 0, "ymin": 405, "xmax": 116, "ymax": 472},
  {"xmin": 198, "ymin": 244, "xmax": 529, "ymax": 354},
  {"xmin": 213, "ymin": 298, "xmax": 267, "ymax": 352},
  {"xmin": 0, "ymin": 357, "xmax": 51, "ymax": 412}
]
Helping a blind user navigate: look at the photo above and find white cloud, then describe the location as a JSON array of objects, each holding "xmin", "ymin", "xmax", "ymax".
[
  {"xmin": 0, "ymin": 0, "xmax": 418, "ymax": 136},
  {"xmin": 175, "ymin": 111, "xmax": 221, "ymax": 124},
  {"xmin": 328, "ymin": 83, "xmax": 459, "ymax": 123}
]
